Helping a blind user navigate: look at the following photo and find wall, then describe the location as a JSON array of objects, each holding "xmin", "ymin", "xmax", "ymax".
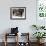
[{"xmin": 0, "ymin": 0, "xmax": 36, "ymax": 42}]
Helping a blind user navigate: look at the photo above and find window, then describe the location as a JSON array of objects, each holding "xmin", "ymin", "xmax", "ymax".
[{"xmin": 37, "ymin": 0, "xmax": 46, "ymax": 18}]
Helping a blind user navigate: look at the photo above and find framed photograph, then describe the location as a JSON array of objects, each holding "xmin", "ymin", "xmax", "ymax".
[{"xmin": 10, "ymin": 7, "xmax": 26, "ymax": 20}]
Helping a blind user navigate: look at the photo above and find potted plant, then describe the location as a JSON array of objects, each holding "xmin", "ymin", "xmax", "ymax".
[{"xmin": 33, "ymin": 32, "xmax": 46, "ymax": 43}]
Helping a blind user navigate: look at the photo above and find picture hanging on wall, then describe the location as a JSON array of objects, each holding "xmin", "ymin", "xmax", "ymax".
[{"xmin": 10, "ymin": 7, "xmax": 26, "ymax": 20}]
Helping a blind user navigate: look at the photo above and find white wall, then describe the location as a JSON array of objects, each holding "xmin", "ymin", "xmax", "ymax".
[{"xmin": 0, "ymin": 0, "xmax": 37, "ymax": 42}]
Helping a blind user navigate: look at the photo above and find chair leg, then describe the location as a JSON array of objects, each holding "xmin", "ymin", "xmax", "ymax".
[
  {"xmin": 4, "ymin": 41, "xmax": 7, "ymax": 46},
  {"xmin": 17, "ymin": 34, "xmax": 18, "ymax": 46},
  {"xmin": 4, "ymin": 33, "xmax": 7, "ymax": 46}
]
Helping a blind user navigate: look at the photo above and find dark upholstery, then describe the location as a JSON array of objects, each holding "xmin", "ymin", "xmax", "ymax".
[{"xmin": 11, "ymin": 27, "xmax": 18, "ymax": 34}]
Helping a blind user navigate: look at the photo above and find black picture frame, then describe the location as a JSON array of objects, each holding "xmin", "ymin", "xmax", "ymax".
[{"xmin": 10, "ymin": 7, "xmax": 26, "ymax": 20}]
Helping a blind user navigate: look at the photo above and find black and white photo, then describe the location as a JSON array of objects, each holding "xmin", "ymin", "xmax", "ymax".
[{"xmin": 10, "ymin": 7, "xmax": 26, "ymax": 20}]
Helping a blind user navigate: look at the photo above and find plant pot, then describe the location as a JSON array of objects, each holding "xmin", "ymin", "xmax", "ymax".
[
  {"xmin": 37, "ymin": 39, "xmax": 40, "ymax": 43},
  {"xmin": 37, "ymin": 39, "xmax": 45, "ymax": 44},
  {"xmin": 40, "ymin": 38, "xmax": 45, "ymax": 43}
]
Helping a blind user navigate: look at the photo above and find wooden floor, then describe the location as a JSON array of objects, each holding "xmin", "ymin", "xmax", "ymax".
[{"xmin": 0, "ymin": 42, "xmax": 46, "ymax": 46}]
